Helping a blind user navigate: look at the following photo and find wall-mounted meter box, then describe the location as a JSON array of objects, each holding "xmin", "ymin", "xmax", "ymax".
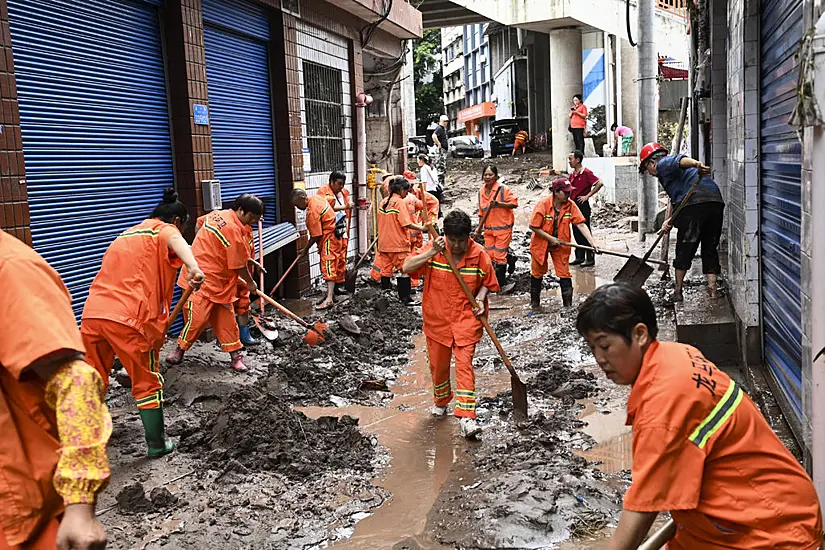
[{"xmin": 202, "ymin": 180, "xmax": 222, "ymax": 211}]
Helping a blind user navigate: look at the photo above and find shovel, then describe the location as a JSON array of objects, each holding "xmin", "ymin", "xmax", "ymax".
[
  {"xmin": 268, "ymin": 252, "xmax": 303, "ymax": 297},
  {"xmin": 166, "ymin": 287, "xmax": 194, "ymax": 331},
  {"xmin": 615, "ymin": 174, "xmax": 702, "ymax": 287},
  {"xmin": 344, "ymin": 235, "xmax": 381, "ymax": 294},
  {"xmin": 638, "ymin": 519, "xmax": 677, "ymax": 550},
  {"xmin": 256, "ymin": 290, "xmax": 329, "ymax": 346},
  {"xmin": 424, "ymin": 224, "xmax": 529, "ymax": 420},
  {"xmin": 252, "ymin": 220, "xmax": 278, "ymax": 341},
  {"xmin": 560, "ymin": 242, "xmax": 670, "ymax": 267},
  {"xmin": 473, "ymin": 186, "xmax": 502, "ymax": 240}
]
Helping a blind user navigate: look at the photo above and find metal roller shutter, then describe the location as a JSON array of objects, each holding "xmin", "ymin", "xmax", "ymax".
[
  {"xmin": 759, "ymin": 0, "xmax": 804, "ymax": 429},
  {"xmin": 203, "ymin": 0, "xmax": 278, "ymax": 226},
  {"xmin": 8, "ymin": 0, "xmax": 173, "ymax": 321}
]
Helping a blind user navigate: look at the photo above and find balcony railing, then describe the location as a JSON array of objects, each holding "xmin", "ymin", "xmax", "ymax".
[{"xmin": 657, "ymin": 0, "xmax": 688, "ymax": 18}]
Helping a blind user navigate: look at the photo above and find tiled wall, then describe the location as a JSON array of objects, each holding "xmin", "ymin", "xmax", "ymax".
[
  {"xmin": 0, "ymin": 1, "xmax": 28, "ymax": 244},
  {"xmin": 725, "ymin": 0, "xmax": 762, "ymax": 363},
  {"xmin": 710, "ymin": 0, "xmax": 728, "ymax": 202}
]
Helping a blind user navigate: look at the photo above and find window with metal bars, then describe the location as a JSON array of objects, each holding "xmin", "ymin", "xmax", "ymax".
[{"xmin": 304, "ymin": 61, "xmax": 344, "ymax": 173}]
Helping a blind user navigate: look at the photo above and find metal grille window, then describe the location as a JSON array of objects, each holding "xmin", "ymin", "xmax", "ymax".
[{"xmin": 304, "ymin": 61, "xmax": 344, "ymax": 172}]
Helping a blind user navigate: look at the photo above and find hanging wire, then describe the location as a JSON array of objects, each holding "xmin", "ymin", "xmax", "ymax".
[{"xmin": 361, "ymin": 0, "xmax": 394, "ymax": 49}]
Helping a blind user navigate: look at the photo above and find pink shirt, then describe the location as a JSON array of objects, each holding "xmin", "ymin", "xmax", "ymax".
[{"xmin": 615, "ymin": 125, "xmax": 633, "ymax": 137}]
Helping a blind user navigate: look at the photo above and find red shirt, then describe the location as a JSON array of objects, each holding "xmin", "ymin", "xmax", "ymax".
[
  {"xmin": 570, "ymin": 103, "xmax": 587, "ymax": 129},
  {"xmin": 625, "ymin": 341, "xmax": 823, "ymax": 548},
  {"xmin": 568, "ymin": 167, "xmax": 599, "ymax": 200}
]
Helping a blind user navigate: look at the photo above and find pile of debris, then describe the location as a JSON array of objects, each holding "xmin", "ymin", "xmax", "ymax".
[
  {"xmin": 268, "ymin": 287, "xmax": 421, "ymax": 406},
  {"xmin": 591, "ymin": 201, "xmax": 638, "ymax": 229}
]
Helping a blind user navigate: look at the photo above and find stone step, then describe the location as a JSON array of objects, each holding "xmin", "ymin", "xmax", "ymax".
[{"xmin": 674, "ymin": 287, "xmax": 740, "ymax": 366}]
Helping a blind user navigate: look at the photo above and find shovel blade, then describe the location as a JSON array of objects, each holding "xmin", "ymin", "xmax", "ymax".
[
  {"xmin": 344, "ymin": 271, "xmax": 357, "ymax": 294},
  {"xmin": 511, "ymin": 377, "xmax": 528, "ymax": 420},
  {"xmin": 614, "ymin": 255, "xmax": 654, "ymax": 287},
  {"xmin": 253, "ymin": 316, "xmax": 279, "ymax": 341}
]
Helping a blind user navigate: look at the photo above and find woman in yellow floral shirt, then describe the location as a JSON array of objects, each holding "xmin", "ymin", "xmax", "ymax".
[{"xmin": 0, "ymin": 229, "xmax": 111, "ymax": 550}]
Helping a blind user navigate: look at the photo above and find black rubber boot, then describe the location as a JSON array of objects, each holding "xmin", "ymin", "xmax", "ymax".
[
  {"xmin": 507, "ymin": 249, "xmax": 517, "ymax": 275},
  {"xmin": 381, "ymin": 276, "xmax": 392, "ymax": 291},
  {"xmin": 530, "ymin": 276, "xmax": 543, "ymax": 311},
  {"xmin": 581, "ymin": 250, "xmax": 595, "ymax": 267},
  {"xmin": 334, "ymin": 283, "xmax": 349, "ymax": 295},
  {"xmin": 494, "ymin": 263, "xmax": 507, "ymax": 288},
  {"xmin": 397, "ymin": 277, "xmax": 414, "ymax": 306},
  {"xmin": 560, "ymin": 277, "xmax": 574, "ymax": 307},
  {"xmin": 570, "ymin": 249, "xmax": 585, "ymax": 266}
]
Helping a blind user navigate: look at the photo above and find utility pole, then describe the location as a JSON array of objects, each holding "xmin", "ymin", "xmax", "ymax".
[{"xmin": 637, "ymin": 0, "xmax": 659, "ymax": 239}]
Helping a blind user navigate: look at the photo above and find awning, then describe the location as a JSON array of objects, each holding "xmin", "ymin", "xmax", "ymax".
[{"xmin": 458, "ymin": 102, "xmax": 496, "ymax": 123}]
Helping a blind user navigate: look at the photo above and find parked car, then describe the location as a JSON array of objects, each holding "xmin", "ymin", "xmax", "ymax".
[
  {"xmin": 489, "ymin": 119, "xmax": 522, "ymax": 157},
  {"xmin": 407, "ymin": 136, "xmax": 428, "ymax": 157},
  {"xmin": 449, "ymin": 136, "xmax": 484, "ymax": 158}
]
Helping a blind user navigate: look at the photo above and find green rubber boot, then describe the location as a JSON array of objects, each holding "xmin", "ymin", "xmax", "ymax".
[{"xmin": 139, "ymin": 407, "xmax": 175, "ymax": 459}]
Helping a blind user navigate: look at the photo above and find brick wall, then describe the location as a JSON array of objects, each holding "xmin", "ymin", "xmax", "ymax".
[
  {"xmin": 164, "ymin": 0, "xmax": 214, "ymax": 232},
  {"xmin": 0, "ymin": 1, "xmax": 28, "ymax": 244},
  {"xmin": 725, "ymin": 0, "xmax": 761, "ymax": 364}
]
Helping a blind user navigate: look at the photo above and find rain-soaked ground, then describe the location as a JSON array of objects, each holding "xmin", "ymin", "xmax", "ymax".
[{"xmin": 96, "ymin": 153, "xmax": 795, "ymax": 548}]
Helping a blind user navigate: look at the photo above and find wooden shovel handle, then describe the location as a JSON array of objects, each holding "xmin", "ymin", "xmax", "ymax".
[
  {"xmin": 638, "ymin": 519, "xmax": 677, "ymax": 550},
  {"xmin": 167, "ymin": 287, "xmax": 194, "ymax": 331},
  {"xmin": 424, "ymin": 224, "xmax": 522, "ymax": 383},
  {"xmin": 352, "ymin": 235, "xmax": 380, "ymax": 272},
  {"xmin": 560, "ymin": 241, "xmax": 670, "ymax": 267},
  {"xmin": 268, "ymin": 253, "xmax": 303, "ymax": 296},
  {"xmin": 255, "ymin": 290, "xmax": 310, "ymax": 329},
  {"xmin": 473, "ymin": 186, "xmax": 501, "ymax": 240}
]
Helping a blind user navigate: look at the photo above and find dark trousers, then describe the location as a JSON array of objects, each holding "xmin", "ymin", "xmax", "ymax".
[
  {"xmin": 674, "ymin": 202, "xmax": 725, "ymax": 274},
  {"xmin": 572, "ymin": 199, "xmax": 592, "ymax": 261},
  {"xmin": 571, "ymin": 128, "xmax": 585, "ymax": 154}
]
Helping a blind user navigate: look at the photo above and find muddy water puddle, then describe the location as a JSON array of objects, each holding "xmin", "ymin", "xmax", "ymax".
[{"xmin": 298, "ymin": 333, "xmax": 511, "ymax": 549}]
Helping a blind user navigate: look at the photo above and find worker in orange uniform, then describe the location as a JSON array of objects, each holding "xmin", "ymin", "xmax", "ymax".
[
  {"xmin": 403, "ymin": 172, "xmax": 426, "ymax": 291},
  {"xmin": 403, "ymin": 209, "xmax": 499, "ymax": 440},
  {"xmin": 477, "ymin": 164, "xmax": 518, "ymax": 291},
  {"xmin": 191, "ymin": 214, "xmax": 258, "ymax": 348},
  {"xmin": 290, "ymin": 187, "xmax": 341, "ymax": 310},
  {"xmin": 317, "ymin": 170, "xmax": 355, "ymax": 297},
  {"xmin": 511, "ymin": 128, "xmax": 529, "ymax": 156},
  {"xmin": 577, "ymin": 283, "xmax": 824, "ymax": 549},
  {"xmin": 369, "ymin": 173, "xmax": 399, "ymax": 285},
  {"xmin": 0, "ymin": 229, "xmax": 111, "ymax": 550},
  {"xmin": 529, "ymin": 178, "xmax": 600, "ymax": 309},
  {"xmin": 166, "ymin": 194, "xmax": 265, "ymax": 372},
  {"xmin": 373, "ymin": 176, "xmax": 426, "ymax": 306},
  {"xmin": 82, "ymin": 189, "xmax": 205, "ymax": 458}
]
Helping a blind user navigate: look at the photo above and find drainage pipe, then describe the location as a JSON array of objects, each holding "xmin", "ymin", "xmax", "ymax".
[{"xmin": 355, "ymin": 92, "xmax": 372, "ymax": 255}]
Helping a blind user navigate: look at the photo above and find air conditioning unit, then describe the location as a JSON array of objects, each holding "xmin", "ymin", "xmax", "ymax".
[{"xmin": 202, "ymin": 180, "xmax": 222, "ymax": 211}]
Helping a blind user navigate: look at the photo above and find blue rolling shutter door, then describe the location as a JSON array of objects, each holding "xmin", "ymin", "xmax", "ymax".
[
  {"xmin": 760, "ymin": 0, "xmax": 804, "ymax": 427},
  {"xmin": 203, "ymin": 0, "xmax": 277, "ymax": 227},
  {"xmin": 8, "ymin": 0, "xmax": 173, "ymax": 321}
]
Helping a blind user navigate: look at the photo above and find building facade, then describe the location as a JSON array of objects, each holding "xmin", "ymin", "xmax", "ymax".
[
  {"xmin": 0, "ymin": 0, "xmax": 421, "ymax": 313},
  {"xmin": 461, "ymin": 23, "xmax": 494, "ymax": 149},
  {"xmin": 441, "ymin": 26, "xmax": 466, "ymax": 136}
]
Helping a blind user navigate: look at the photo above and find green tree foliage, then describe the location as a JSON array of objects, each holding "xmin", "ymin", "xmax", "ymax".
[{"xmin": 413, "ymin": 29, "xmax": 444, "ymax": 134}]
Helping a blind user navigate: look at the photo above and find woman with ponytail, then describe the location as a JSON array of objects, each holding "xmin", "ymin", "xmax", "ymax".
[
  {"xmin": 373, "ymin": 176, "xmax": 426, "ymax": 305},
  {"xmin": 81, "ymin": 188, "xmax": 204, "ymax": 459}
]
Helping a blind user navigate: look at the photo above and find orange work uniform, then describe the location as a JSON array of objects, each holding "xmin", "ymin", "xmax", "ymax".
[
  {"xmin": 478, "ymin": 182, "xmax": 518, "ymax": 264},
  {"xmin": 625, "ymin": 341, "xmax": 823, "ymax": 548},
  {"xmin": 410, "ymin": 240, "xmax": 499, "ymax": 418},
  {"xmin": 405, "ymin": 194, "xmax": 425, "ymax": 288},
  {"xmin": 372, "ymin": 194, "xmax": 415, "ymax": 279},
  {"xmin": 177, "ymin": 209, "xmax": 250, "ymax": 352},
  {"xmin": 529, "ymin": 197, "xmax": 585, "ymax": 279},
  {"xmin": 305, "ymin": 193, "xmax": 340, "ymax": 282},
  {"xmin": 513, "ymin": 130, "xmax": 528, "ymax": 151},
  {"xmin": 318, "ymin": 184, "xmax": 351, "ymax": 283},
  {"xmin": 0, "ymin": 230, "xmax": 111, "ymax": 549},
  {"xmin": 82, "ymin": 219, "xmax": 184, "ymax": 410}
]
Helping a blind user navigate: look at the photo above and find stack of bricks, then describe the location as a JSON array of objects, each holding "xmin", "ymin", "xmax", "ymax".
[{"xmin": 0, "ymin": 2, "xmax": 29, "ymax": 244}]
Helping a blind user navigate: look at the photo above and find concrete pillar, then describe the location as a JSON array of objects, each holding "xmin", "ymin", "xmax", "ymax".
[
  {"xmin": 549, "ymin": 28, "xmax": 582, "ymax": 171},
  {"xmin": 620, "ymin": 38, "xmax": 639, "ymax": 153},
  {"xmin": 401, "ymin": 41, "xmax": 416, "ymax": 142}
]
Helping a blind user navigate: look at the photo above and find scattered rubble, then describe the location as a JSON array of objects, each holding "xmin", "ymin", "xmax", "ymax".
[{"xmin": 591, "ymin": 201, "xmax": 638, "ymax": 228}]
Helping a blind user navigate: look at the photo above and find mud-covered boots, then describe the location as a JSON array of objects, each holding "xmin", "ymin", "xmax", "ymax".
[
  {"xmin": 397, "ymin": 277, "xmax": 414, "ymax": 306},
  {"xmin": 165, "ymin": 346, "xmax": 184, "ymax": 366},
  {"xmin": 560, "ymin": 277, "xmax": 574, "ymax": 307},
  {"xmin": 381, "ymin": 276, "xmax": 392, "ymax": 291},
  {"xmin": 494, "ymin": 263, "xmax": 507, "ymax": 287},
  {"xmin": 581, "ymin": 249, "xmax": 595, "ymax": 268},
  {"xmin": 239, "ymin": 324, "xmax": 259, "ymax": 347},
  {"xmin": 506, "ymin": 249, "xmax": 517, "ymax": 275},
  {"xmin": 139, "ymin": 407, "xmax": 175, "ymax": 459},
  {"xmin": 530, "ymin": 276, "xmax": 543, "ymax": 311}
]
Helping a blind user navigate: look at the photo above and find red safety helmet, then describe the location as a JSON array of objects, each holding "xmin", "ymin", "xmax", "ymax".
[{"xmin": 639, "ymin": 142, "xmax": 668, "ymax": 173}]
